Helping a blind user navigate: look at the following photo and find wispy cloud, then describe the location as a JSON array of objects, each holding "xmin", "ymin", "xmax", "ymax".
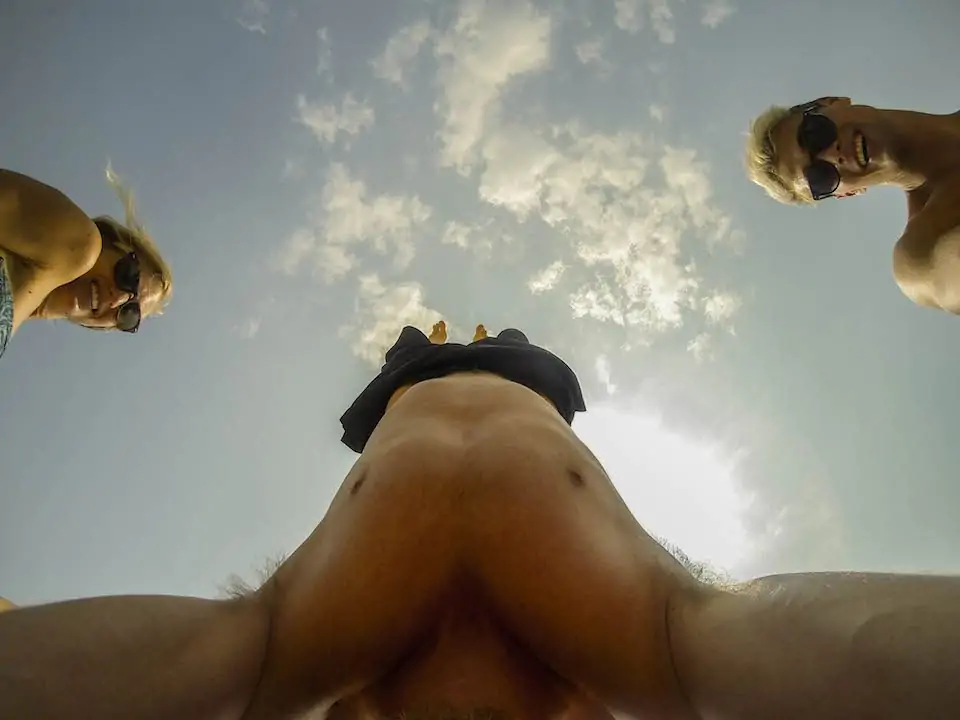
[
  {"xmin": 341, "ymin": 274, "xmax": 444, "ymax": 366},
  {"xmin": 475, "ymin": 120, "xmax": 739, "ymax": 342},
  {"xmin": 296, "ymin": 93, "xmax": 375, "ymax": 147},
  {"xmin": 281, "ymin": 157, "xmax": 305, "ymax": 181},
  {"xmin": 702, "ymin": 290, "xmax": 741, "ymax": 325},
  {"xmin": 528, "ymin": 260, "xmax": 566, "ymax": 295},
  {"xmin": 277, "ymin": 164, "xmax": 432, "ymax": 282},
  {"xmin": 574, "ymin": 37, "xmax": 614, "ymax": 77},
  {"xmin": 433, "ymin": 0, "xmax": 552, "ymax": 173},
  {"xmin": 614, "ymin": 0, "xmax": 677, "ymax": 43},
  {"xmin": 440, "ymin": 219, "xmax": 501, "ymax": 256},
  {"xmin": 701, "ymin": 0, "xmax": 736, "ymax": 28},
  {"xmin": 275, "ymin": 0, "xmax": 743, "ymax": 360},
  {"xmin": 316, "ymin": 27, "xmax": 333, "ymax": 78},
  {"xmin": 371, "ymin": 20, "xmax": 432, "ymax": 88},
  {"xmin": 594, "ymin": 355, "xmax": 618, "ymax": 395},
  {"xmin": 236, "ymin": 0, "xmax": 269, "ymax": 34},
  {"xmin": 235, "ymin": 317, "xmax": 262, "ymax": 340}
]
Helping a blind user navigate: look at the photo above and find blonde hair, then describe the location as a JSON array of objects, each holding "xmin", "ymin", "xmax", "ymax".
[
  {"xmin": 744, "ymin": 104, "xmax": 814, "ymax": 206},
  {"xmin": 95, "ymin": 162, "xmax": 173, "ymax": 316}
]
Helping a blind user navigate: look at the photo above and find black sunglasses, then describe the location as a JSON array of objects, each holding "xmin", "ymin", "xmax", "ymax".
[
  {"xmin": 113, "ymin": 251, "xmax": 142, "ymax": 333},
  {"xmin": 791, "ymin": 101, "xmax": 841, "ymax": 201}
]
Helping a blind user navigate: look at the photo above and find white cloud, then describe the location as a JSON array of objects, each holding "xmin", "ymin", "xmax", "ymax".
[
  {"xmin": 341, "ymin": 274, "xmax": 444, "ymax": 366},
  {"xmin": 433, "ymin": 0, "xmax": 552, "ymax": 173},
  {"xmin": 442, "ymin": 220, "xmax": 473, "ymax": 249},
  {"xmin": 316, "ymin": 27, "xmax": 332, "ymax": 77},
  {"xmin": 281, "ymin": 158, "xmax": 304, "ymax": 181},
  {"xmin": 277, "ymin": 164, "xmax": 432, "ymax": 282},
  {"xmin": 528, "ymin": 260, "xmax": 566, "ymax": 294},
  {"xmin": 371, "ymin": 20, "xmax": 432, "ymax": 88},
  {"xmin": 296, "ymin": 93, "xmax": 375, "ymax": 147},
  {"xmin": 475, "ymin": 121, "xmax": 740, "ymax": 340},
  {"xmin": 237, "ymin": 0, "xmax": 269, "ymax": 33},
  {"xmin": 702, "ymin": 290, "xmax": 741, "ymax": 325},
  {"xmin": 686, "ymin": 332, "xmax": 713, "ymax": 362},
  {"xmin": 614, "ymin": 0, "xmax": 677, "ymax": 44},
  {"xmin": 574, "ymin": 37, "xmax": 614, "ymax": 76},
  {"xmin": 701, "ymin": 0, "xmax": 736, "ymax": 28},
  {"xmin": 613, "ymin": 0, "xmax": 643, "ymax": 33},
  {"xmin": 440, "ymin": 219, "xmax": 505, "ymax": 257},
  {"xmin": 594, "ymin": 355, "xmax": 618, "ymax": 395},
  {"xmin": 235, "ymin": 317, "xmax": 262, "ymax": 340},
  {"xmin": 478, "ymin": 123, "xmax": 557, "ymax": 218},
  {"xmin": 575, "ymin": 37, "xmax": 603, "ymax": 65},
  {"xmin": 649, "ymin": 104, "xmax": 666, "ymax": 123}
]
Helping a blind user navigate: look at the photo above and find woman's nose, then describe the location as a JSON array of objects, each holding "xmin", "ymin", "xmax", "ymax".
[
  {"xmin": 106, "ymin": 285, "xmax": 133, "ymax": 309},
  {"xmin": 818, "ymin": 142, "xmax": 847, "ymax": 166}
]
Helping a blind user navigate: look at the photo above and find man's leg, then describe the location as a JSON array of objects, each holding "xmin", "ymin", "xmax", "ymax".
[
  {"xmin": 672, "ymin": 572, "xmax": 960, "ymax": 720},
  {"xmin": 0, "ymin": 593, "xmax": 270, "ymax": 720}
]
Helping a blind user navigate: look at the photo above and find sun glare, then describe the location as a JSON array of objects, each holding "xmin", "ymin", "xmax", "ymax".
[{"xmin": 574, "ymin": 403, "xmax": 753, "ymax": 575}]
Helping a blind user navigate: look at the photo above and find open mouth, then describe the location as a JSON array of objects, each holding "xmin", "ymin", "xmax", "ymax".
[
  {"xmin": 854, "ymin": 131, "xmax": 870, "ymax": 169},
  {"xmin": 90, "ymin": 280, "xmax": 100, "ymax": 314}
]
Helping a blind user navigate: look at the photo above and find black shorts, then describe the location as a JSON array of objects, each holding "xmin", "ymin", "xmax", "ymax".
[{"xmin": 339, "ymin": 326, "xmax": 586, "ymax": 453}]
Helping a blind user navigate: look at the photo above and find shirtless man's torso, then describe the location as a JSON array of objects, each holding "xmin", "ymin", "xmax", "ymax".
[
  {"xmin": 249, "ymin": 371, "xmax": 696, "ymax": 719},
  {"xmin": 5, "ymin": 329, "xmax": 960, "ymax": 720}
]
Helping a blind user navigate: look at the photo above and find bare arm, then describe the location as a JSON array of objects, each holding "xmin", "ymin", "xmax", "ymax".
[
  {"xmin": 0, "ymin": 594, "xmax": 270, "ymax": 720},
  {"xmin": 671, "ymin": 572, "xmax": 960, "ymax": 720},
  {"xmin": 0, "ymin": 169, "xmax": 101, "ymax": 279}
]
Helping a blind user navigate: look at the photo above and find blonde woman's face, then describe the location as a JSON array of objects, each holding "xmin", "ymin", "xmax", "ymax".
[
  {"xmin": 769, "ymin": 98, "xmax": 895, "ymax": 201},
  {"xmin": 42, "ymin": 243, "xmax": 162, "ymax": 331}
]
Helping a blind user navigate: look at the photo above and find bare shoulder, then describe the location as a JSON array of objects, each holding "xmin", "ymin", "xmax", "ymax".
[
  {"xmin": 892, "ymin": 179, "xmax": 960, "ymax": 311},
  {"xmin": 0, "ymin": 168, "xmax": 100, "ymax": 277}
]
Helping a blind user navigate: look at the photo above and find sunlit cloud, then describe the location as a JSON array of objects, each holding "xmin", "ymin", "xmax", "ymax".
[
  {"xmin": 594, "ymin": 355, "xmax": 618, "ymax": 395},
  {"xmin": 701, "ymin": 0, "xmax": 736, "ymax": 28},
  {"xmin": 614, "ymin": 0, "xmax": 677, "ymax": 44},
  {"xmin": 277, "ymin": 0, "xmax": 743, "ymax": 359},
  {"xmin": 316, "ymin": 27, "xmax": 333, "ymax": 78},
  {"xmin": 702, "ymin": 290, "xmax": 741, "ymax": 325},
  {"xmin": 296, "ymin": 93, "xmax": 375, "ymax": 147},
  {"xmin": 277, "ymin": 164, "xmax": 432, "ymax": 282},
  {"xmin": 475, "ymin": 120, "xmax": 739, "ymax": 343},
  {"xmin": 686, "ymin": 331, "xmax": 713, "ymax": 362},
  {"xmin": 574, "ymin": 37, "xmax": 614, "ymax": 77},
  {"xmin": 371, "ymin": 20, "xmax": 432, "ymax": 88},
  {"xmin": 441, "ymin": 219, "xmax": 501, "ymax": 257},
  {"xmin": 236, "ymin": 0, "xmax": 269, "ymax": 34},
  {"xmin": 433, "ymin": 0, "xmax": 552, "ymax": 173},
  {"xmin": 341, "ymin": 274, "xmax": 445, "ymax": 366},
  {"xmin": 576, "ymin": 403, "xmax": 754, "ymax": 574},
  {"xmin": 528, "ymin": 260, "xmax": 566, "ymax": 295},
  {"xmin": 235, "ymin": 317, "xmax": 262, "ymax": 340}
]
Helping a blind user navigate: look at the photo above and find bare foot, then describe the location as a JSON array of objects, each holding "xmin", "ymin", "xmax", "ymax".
[
  {"xmin": 473, "ymin": 324, "xmax": 488, "ymax": 342},
  {"xmin": 428, "ymin": 320, "xmax": 447, "ymax": 344}
]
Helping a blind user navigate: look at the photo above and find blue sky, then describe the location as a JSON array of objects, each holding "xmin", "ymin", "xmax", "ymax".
[{"xmin": 2, "ymin": 0, "xmax": 960, "ymax": 605}]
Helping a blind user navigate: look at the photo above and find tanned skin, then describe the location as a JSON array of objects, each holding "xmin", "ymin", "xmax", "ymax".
[
  {"xmin": 4, "ymin": 332, "xmax": 960, "ymax": 718},
  {"xmin": 766, "ymin": 98, "xmax": 960, "ymax": 313}
]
